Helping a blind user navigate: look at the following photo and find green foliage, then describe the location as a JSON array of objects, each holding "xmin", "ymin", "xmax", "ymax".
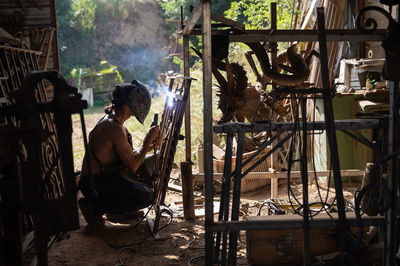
[
  {"xmin": 57, "ymin": 0, "xmax": 99, "ymax": 78},
  {"xmin": 159, "ymin": 0, "xmax": 234, "ymax": 54},
  {"xmin": 71, "ymin": 0, "xmax": 98, "ymax": 31},
  {"xmin": 225, "ymin": 0, "xmax": 298, "ymax": 30}
]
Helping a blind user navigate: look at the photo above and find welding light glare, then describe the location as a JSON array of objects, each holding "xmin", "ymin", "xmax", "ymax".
[{"xmin": 167, "ymin": 92, "xmax": 174, "ymax": 107}]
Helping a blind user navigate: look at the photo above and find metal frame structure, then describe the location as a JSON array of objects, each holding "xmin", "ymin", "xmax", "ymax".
[{"xmin": 181, "ymin": 1, "xmax": 399, "ymax": 265}]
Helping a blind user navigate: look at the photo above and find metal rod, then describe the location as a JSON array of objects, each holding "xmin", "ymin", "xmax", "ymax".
[
  {"xmin": 215, "ymin": 133, "xmax": 233, "ymax": 265},
  {"xmin": 242, "ymin": 132, "xmax": 293, "ymax": 177},
  {"xmin": 228, "ymin": 132, "xmax": 244, "ymax": 265},
  {"xmin": 384, "ymin": 81, "xmax": 399, "ymax": 266},
  {"xmin": 79, "ymin": 111, "xmax": 97, "ymax": 198},
  {"xmin": 241, "ymin": 132, "xmax": 281, "ymax": 170},
  {"xmin": 301, "ymin": 97, "xmax": 310, "ymax": 266},
  {"xmin": 206, "ymin": 215, "xmax": 386, "ymax": 231},
  {"xmin": 213, "ymin": 119, "xmax": 385, "ymax": 133},
  {"xmin": 317, "ymin": 7, "xmax": 349, "ymax": 251},
  {"xmin": 202, "ymin": 0, "xmax": 214, "ymax": 265},
  {"xmin": 340, "ymin": 129, "xmax": 385, "ymax": 155}
]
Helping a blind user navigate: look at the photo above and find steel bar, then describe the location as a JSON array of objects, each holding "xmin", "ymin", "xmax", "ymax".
[
  {"xmin": 242, "ymin": 133, "xmax": 293, "ymax": 177},
  {"xmin": 213, "ymin": 119, "xmax": 385, "ymax": 133},
  {"xmin": 188, "ymin": 29, "xmax": 387, "ymax": 42},
  {"xmin": 301, "ymin": 97, "xmax": 310, "ymax": 266},
  {"xmin": 146, "ymin": 211, "xmax": 160, "ymax": 239},
  {"xmin": 215, "ymin": 133, "xmax": 233, "ymax": 265},
  {"xmin": 206, "ymin": 215, "xmax": 386, "ymax": 232},
  {"xmin": 384, "ymin": 81, "xmax": 399, "ymax": 266},
  {"xmin": 241, "ymin": 132, "xmax": 281, "ymax": 170},
  {"xmin": 340, "ymin": 129, "xmax": 385, "ymax": 156},
  {"xmin": 228, "ymin": 132, "xmax": 244, "ymax": 265},
  {"xmin": 270, "ymin": 2, "xmax": 279, "ymax": 203},
  {"xmin": 317, "ymin": 7, "xmax": 349, "ymax": 251},
  {"xmin": 202, "ymin": 0, "xmax": 214, "ymax": 265}
]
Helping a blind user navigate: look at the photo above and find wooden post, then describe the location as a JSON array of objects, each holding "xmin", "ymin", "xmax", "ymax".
[
  {"xmin": 202, "ymin": 0, "xmax": 214, "ymax": 264},
  {"xmin": 270, "ymin": 2, "xmax": 279, "ymax": 199},
  {"xmin": 181, "ymin": 161, "xmax": 195, "ymax": 219}
]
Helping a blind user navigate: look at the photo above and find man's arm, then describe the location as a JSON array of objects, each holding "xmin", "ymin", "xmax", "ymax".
[{"xmin": 112, "ymin": 124, "xmax": 160, "ymax": 173}]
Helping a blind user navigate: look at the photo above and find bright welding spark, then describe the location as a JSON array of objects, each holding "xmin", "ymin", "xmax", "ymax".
[{"xmin": 167, "ymin": 91, "xmax": 174, "ymax": 107}]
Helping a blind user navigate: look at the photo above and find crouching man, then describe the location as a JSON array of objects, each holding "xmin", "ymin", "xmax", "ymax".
[{"xmin": 78, "ymin": 80, "xmax": 160, "ymax": 226}]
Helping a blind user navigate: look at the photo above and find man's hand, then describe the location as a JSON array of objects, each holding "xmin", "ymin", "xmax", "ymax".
[{"xmin": 144, "ymin": 125, "xmax": 161, "ymax": 153}]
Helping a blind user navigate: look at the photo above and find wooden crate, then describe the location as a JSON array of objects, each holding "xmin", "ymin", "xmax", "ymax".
[
  {"xmin": 213, "ymin": 147, "xmax": 272, "ymax": 192},
  {"xmin": 246, "ymin": 214, "xmax": 362, "ymax": 265}
]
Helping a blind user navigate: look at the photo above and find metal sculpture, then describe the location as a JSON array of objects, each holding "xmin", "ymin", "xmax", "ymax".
[
  {"xmin": 149, "ymin": 76, "xmax": 192, "ymax": 235},
  {"xmin": 0, "ymin": 55, "xmax": 86, "ymax": 265}
]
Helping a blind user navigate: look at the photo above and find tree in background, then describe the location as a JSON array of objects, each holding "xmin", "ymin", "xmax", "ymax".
[
  {"xmin": 225, "ymin": 0, "xmax": 299, "ymax": 30},
  {"xmin": 57, "ymin": 0, "xmax": 169, "ymax": 84}
]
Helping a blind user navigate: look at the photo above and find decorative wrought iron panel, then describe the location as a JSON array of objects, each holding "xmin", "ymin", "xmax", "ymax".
[{"xmin": 0, "ymin": 46, "xmax": 64, "ymax": 201}]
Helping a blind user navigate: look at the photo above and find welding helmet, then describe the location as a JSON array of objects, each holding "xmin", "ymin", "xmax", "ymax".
[
  {"xmin": 111, "ymin": 81, "xmax": 151, "ymax": 123},
  {"xmin": 125, "ymin": 80, "xmax": 151, "ymax": 124}
]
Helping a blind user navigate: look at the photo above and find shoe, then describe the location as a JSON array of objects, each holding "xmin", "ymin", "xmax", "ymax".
[
  {"xmin": 106, "ymin": 210, "xmax": 144, "ymax": 223},
  {"xmin": 78, "ymin": 198, "xmax": 104, "ymax": 226}
]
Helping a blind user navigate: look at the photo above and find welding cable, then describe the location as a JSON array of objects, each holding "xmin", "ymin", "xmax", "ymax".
[
  {"xmin": 354, "ymin": 148, "xmax": 400, "ymax": 217},
  {"xmin": 106, "ymin": 206, "xmax": 152, "ymax": 249},
  {"xmin": 311, "ymin": 98, "xmax": 334, "ymax": 218},
  {"xmin": 350, "ymin": 150, "xmax": 399, "ymax": 255},
  {"xmin": 287, "ymin": 97, "xmax": 336, "ymax": 218},
  {"xmin": 287, "ymin": 98, "xmax": 304, "ymax": 209},
  {"xmin": 188, "ymin": 254, "xmax": 205, "ymax": 266},
  {"xmin": 186, "ymin": 233, "xmax": 201, "ymax": 249},
  {"xmin": 115, "ymin": 211, "xmax": 173, "ymax": 266}
]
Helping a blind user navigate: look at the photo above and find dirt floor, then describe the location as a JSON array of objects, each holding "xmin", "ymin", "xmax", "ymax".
[{"xmin": 45, "ymin": 174, "xmax": 360, "ymax": 266}]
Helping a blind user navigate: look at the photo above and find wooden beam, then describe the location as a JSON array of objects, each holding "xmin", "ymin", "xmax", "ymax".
[
  {"xmin": 191, "ymin": 169, "xmax": 365, "ymax": 182},
  {"xmin": 183, "ymin": 0, "xmax": 203, "ymax": 35},
  {"xmin": 210, "ymin": 12, "xmax": 245, "ymax": 30},
  {"xmin": 187, "ymin": 29, "xmax": 387, "ymax": 42},
  {"xmin": 181, "ymin": 161, "xmax": 195, "ymax": 220}
]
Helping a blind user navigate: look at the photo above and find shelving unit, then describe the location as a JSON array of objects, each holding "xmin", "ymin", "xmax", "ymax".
[{"xmin": 180, "ymin": 1, "xmax": 398, "ymax": 265}]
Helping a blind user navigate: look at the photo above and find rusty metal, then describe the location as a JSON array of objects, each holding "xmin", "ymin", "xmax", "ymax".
[
  {"xmin": 1, "ymin": 45, "xmax": 86, "ymax": 265},
  {"xmin": 151, "ymin": 76, "xmax": 193, "ymax": 234},
  {"xmin": 356, "ymin": 6, "xmax": 400, "ymax": 81}
]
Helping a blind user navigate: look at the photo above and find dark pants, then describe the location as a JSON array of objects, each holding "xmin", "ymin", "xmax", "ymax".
[{"xmin": 79, "ymin": 155, "xmax": 156, "ymax": 214}]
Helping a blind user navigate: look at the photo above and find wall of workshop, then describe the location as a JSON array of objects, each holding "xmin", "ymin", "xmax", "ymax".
[{"xmin": 313, "ymin": 95, "xmax": 373, "ymax": 183}]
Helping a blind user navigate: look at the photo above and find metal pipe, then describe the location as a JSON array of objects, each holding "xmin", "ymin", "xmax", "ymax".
[
  {"xmin": 206, "ymin": 216, "xmax": 386, "ymax": 231},
  {"xmin": 384, "ymin": 81, "xmax": 399, "ymax": 266},
  {"xmin": 228, "ymin": 132, "xmax": 244, "ymax": 265},
  {"xmin": 214, "ymin": 132, "xmax": 233, "ymax": 265},
  {"xmin": 316, "ymin": 7, "xmax": 349, "ymax": 251},
  {"xmin": 301, "ymin": 97, "xmax": 310, "ymax": 266}
]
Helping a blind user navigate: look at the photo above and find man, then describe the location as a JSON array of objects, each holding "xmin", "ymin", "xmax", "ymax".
[{"xmin": 78, "ymin": 80, "xmax": 160, "ymax": 226}]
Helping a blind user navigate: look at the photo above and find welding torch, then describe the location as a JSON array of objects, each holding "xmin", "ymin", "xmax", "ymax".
[{"xmin": 151, "ymin": 113, "xmax": 158, "ymax": 154}]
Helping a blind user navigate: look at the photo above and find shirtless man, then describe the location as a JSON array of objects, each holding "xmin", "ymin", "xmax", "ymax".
[{"xmin": 78, "ymin": 80, "xmax": 160, "ymax": 226}]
